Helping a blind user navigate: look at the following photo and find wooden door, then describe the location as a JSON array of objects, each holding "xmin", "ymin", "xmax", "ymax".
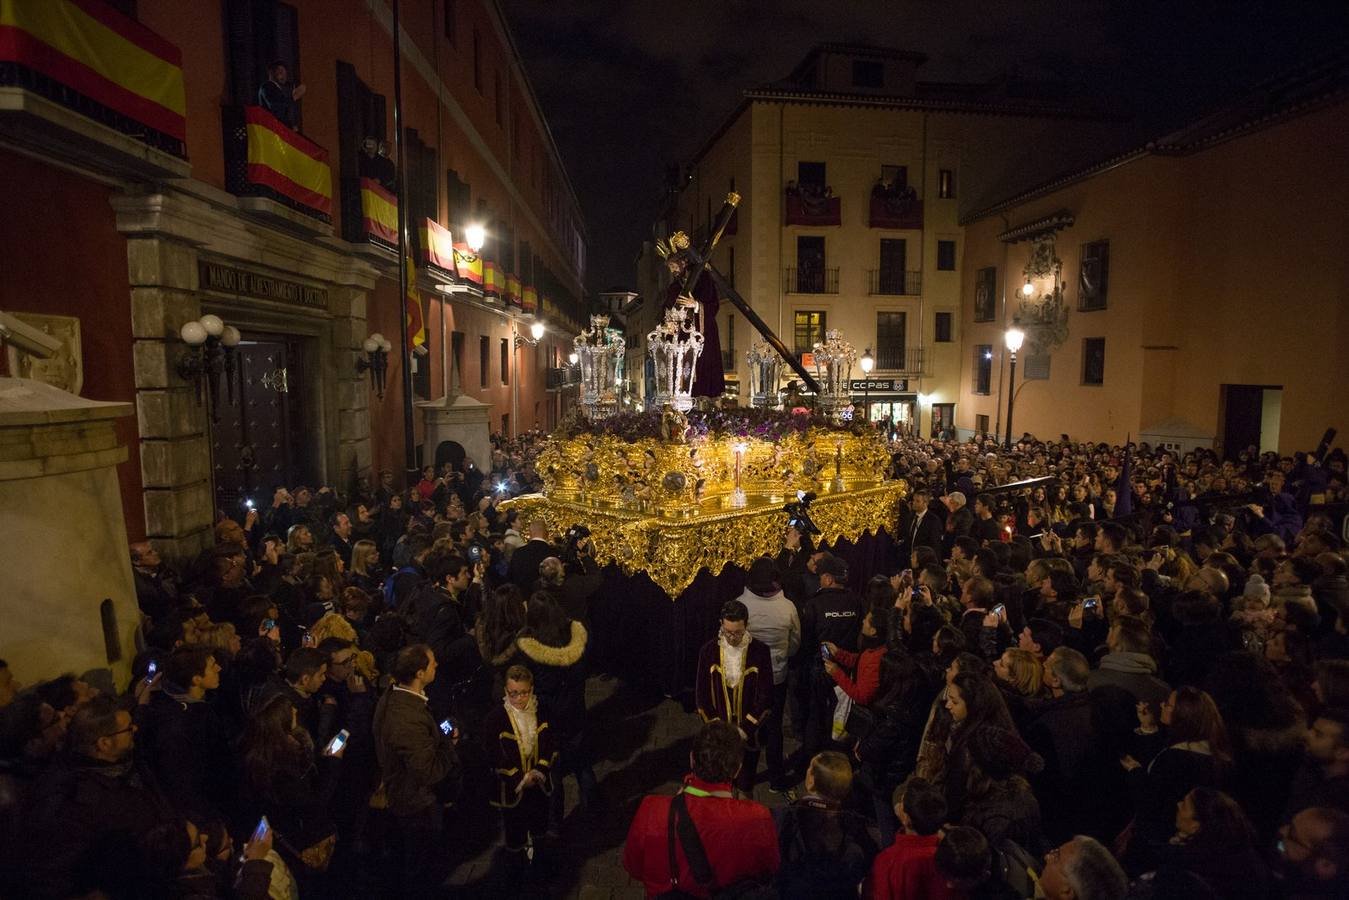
[{"xmin": 212, "ymin": 335, "xmax": 310, "ymax": 512}]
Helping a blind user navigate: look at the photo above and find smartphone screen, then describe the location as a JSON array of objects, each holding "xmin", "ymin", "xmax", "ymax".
[
  {"xmin": 992, "ymin": 603, "xmax": 1006, "ymax": 619},
  {"xmin": 146, "ymin": 660, "xmax": 158, "ymax": 677},
  {"xmin": 820, "ymin": 645, "xmax": 831, "ymax": 660},
  {"xmin": 1084, "ymin": 597, "xmax": 1101, "ymax": 611},
  {"xmin": 263, "ymin": 618, "xmax": 276, "ymax": 633},
  {"xmin": 439, "ymin": 718, "xmax": 453, "ymax": 736},
  {"xmin": 325, "ymin": 729, "xmax": 349, "ymax": 756},
  {"xmin": 250, "ymin": 816, "xmax": 270, "ymax": 844}
]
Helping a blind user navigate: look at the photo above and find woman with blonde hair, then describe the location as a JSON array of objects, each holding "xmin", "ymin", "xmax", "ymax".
[
  {"xmin": 992, "ymin": 647, "xmax": 1044, "ymax": 730},
  {"xmin": 348, "ymin": 540, "xmax": 382, "ymax": 594}
]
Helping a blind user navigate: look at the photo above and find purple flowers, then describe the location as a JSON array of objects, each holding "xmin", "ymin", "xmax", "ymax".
[{"xmin": 558, "ymin": 407, "xmax": 863, "ymax": 443}]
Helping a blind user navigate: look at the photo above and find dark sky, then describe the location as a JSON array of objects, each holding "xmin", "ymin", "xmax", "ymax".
[{"xmin": 500, "ymin": 1, "xmax": 1349, "ymax": 294}]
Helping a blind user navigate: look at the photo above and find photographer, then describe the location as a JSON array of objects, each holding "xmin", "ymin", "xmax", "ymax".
[{"xmin": 541, "ymin": 527, "xmax": 603, "ymax": 625}]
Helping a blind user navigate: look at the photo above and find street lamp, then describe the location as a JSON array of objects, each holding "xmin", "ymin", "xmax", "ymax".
[
  {"xmin": 510, "ymin": 318, "xmax": 545, "ymax": 439},
  {"xmin": 1003, "ymin": 327, "xmax": 1025, "ymax": 449},
  {"xmin": 859, "ymin": 347, "xmax": 875, "ymax": 425}
]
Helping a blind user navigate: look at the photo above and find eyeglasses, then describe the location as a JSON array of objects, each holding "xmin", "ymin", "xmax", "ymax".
[
  {"xmin": 506, "ymin": 689, "xmax": 532, "ymax": 699},
  {"xmin": 105, "ymin": 723, "xmax": 136, "ymax": 737}
]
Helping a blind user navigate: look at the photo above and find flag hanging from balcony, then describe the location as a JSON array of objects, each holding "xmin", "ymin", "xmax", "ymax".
[
  {"xmin": 453, "ymin": 242, "xmax": 483, "ymax": 287},
  {"xmin": 483, "ymin": 260, "xmax": 500, "ymax": 300},
  {"xmin": 521, "ymin": 283, "xmax": 538, "ymax": 314},
  {"xmin": 421, "ymin": 218, "xmax": 455, "ymax": 276},
  {"xmin": 405, "ymin": 255, "xmax": 425, "ymax": 349},
  {"xmin": 243, "ymin": 105, "xmax": 332, "ymax": 215},
  {"xmin": 504, "ymin": 273, "xmax": 522, "ymax": 308},
  {"xmin": 359, "ymin": 177, "xmax": 397, "ymax": 245},
  {"xmin": 0, "ymin": 0, "xmax": 187, "ymax": 143}
]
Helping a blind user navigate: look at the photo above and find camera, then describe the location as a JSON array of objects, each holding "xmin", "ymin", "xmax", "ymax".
[
  {"xmin": 784, "ymin": 490, "xmax": 821, "ymax": 536},
  {"xmin": 563, "ymin": 524, "xmax": 592, "ymax": 564}
]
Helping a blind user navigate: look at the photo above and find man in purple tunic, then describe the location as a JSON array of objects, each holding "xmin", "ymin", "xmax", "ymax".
[{"xmin": 662, "ymin": 249, "xmax": 726, "ymax": 400}]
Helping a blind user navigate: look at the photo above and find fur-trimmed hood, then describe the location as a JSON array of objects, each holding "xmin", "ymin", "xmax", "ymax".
[{"xmin": 516, "ymin": 620, "xmax": 587, "ymax": 668}]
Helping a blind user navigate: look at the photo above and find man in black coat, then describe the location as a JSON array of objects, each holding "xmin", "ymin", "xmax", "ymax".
[
  {"xmin": 898, "ymin": 489, "xmax": 945, "ymax": 563},
  {"xmin": 133, "ymin": 646, "xmax": 232, "ymax": 820},
  {"xmin": 23, "ymin": 696, "xmax": 166, "ymax": 899},
  {"xmin": 940, "ymin": 491, "xmax": 974, "ymax": 557},
  {"xmin": 1024, "ymin": 647, "xmax": 1097, "ymax": 842},
  {"xmin": 508, "ymin": 519, "xmax": 556, "ymax": 593}
]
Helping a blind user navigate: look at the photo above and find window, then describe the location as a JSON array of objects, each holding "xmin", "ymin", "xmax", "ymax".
[
  {"xmin": 442, "ymin": 0, "xmax": 456, "ymax": 44},
  {"xmin": 479, "ymin": 335, "xmax": 489, "ymax": 388},
  {"xmin": 934, "ymin": 311, "xmax": 953, "ymax": 343},
  {"xmin": 472, "ymin": 28, "xmax": 482, "ymax": 93},
  {"xmin": 501, "ymin": 413, "xmax": 509, "ymax": 436},
  {"xmin": 335, "ymin": 61, "xmax": 389, "ymax": 243},
  {"xmin": 224, "ymin": 0, "xmax": 301, "ymax": 115},
  {"xmin": 797, "ymin": 161, "xmax": 826, "ymax": 187},
  {"xmin": 938, "ymin": 168, "xmax": 955, "ymax": 199},
  {"xmin": 1079, "ymin": 240, "xmax": 1110, "ymax": 311},
  {"xmin": 494, "ymin": 71, "xmax": 504, "ymax": 126},
  {"xmin": 974, "ymin": 344, "xmax": 993, "ymax": 394},
  {"xmin": 974, "ymin": 266, "xmax": 996, "ymax": 322},
  {"xmin": 1082, "ymin": 338, "xmax": 1106, "ymax": 385},
  {"xmin": 100, "ymin": 598, "xmax": 122, "ymax": 663},
  {"xmin": 446, "ymin": 168, "xmax": 471, "ymax": 228},
  {"xmin": 794, "ymin": 310, "xmax": 826, "ymax": 356},
  {"xmin": 876, "ymin": 312, "xmax": 907, "ymax": 369},
  {"xmin": 500, "ymin": 338, "xmax": 510, "ymax": 385},
  {"xmin": 727, "ymin": 315, "xmax": 735, "ymax": 355},
  {"xmin": 937, "ymin": 240, "xmax": 957, "ymax": 271},
  {"xmin": 976, "ymin": 414, "xmax": 990, "ymax": 434},
  {"xmin": 877, "ymin": 238, "xmax": 908, "ymax": 294},
  {"xmin": 728, "ymin": 246, "xmax": 736, "ymax": 289},
  {"xmin": 450, "ymin": 330, "xmax": 464, "ymax": 391},
  {"xmin": 881, "ymin": 164, "xmax": 907, "ymax": 189},
  {"xmin": 413, "ymin": 328, "xmax": 431, "ymax": 398},
  {"xmin": 851, "ymin": 59, "xmax": 884, "ymax": 88}
]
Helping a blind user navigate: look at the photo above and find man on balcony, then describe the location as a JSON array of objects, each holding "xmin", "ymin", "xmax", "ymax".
[{"xmin": 258, "ymin": 60, "xmax": 307, "ymax": 129}]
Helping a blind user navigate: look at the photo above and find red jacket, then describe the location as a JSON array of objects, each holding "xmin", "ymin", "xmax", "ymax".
[
  {"xmin": 830, "ymin": 644, "xmax": 887, "ymax": 705},
  {"xmin": 623, "ymin": 774, "xmax": 780, "ymax": 897},
  {"xmin": 866, "ymin": 832, "xmax": 960, "ymax": 900}
]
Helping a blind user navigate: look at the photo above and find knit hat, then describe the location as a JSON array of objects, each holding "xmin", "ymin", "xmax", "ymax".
[
  {"xmin": 1243, "ymin": 574, "xmax": 1271, "ymax": 607},
  {"xmin": 968, "ymin": 725, "xmax": 1044, "ymax": 780}
]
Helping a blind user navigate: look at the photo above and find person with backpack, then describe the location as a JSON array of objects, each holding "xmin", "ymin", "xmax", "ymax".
[
  {"xmin": 623, "ymin": 722, "xmax": 779, "ymax": 897},
  {"xmin": 774, "ymin": 751, "xmax": 877, "ymax": 898}
]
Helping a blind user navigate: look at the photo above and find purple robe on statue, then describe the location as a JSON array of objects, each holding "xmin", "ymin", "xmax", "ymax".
[{"xmin": 662, "ymin": 269, "xmax": 725, "ymax": 398}]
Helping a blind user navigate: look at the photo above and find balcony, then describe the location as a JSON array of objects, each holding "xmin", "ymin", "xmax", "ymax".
[
  {"xmin": 785, "ymin": 184, "xmax": 840, "ymax": 226},
  {"xmin": 868, "ymin": 270, "xmax": 922, "ymax": 296},
  {"xmin": 784, "ymin": 267, "xmax": 839, "ymax": 294},
  {"xmin": 545, "ymin": 365, "xmax": 580, "ymax": 390},
  {"xmin": 0, "ymin": 0, "xmax": 191, "ymax": 179},
  {"xmin": 223, "ymin": 105, "xmax": 333, "ymax": 234},
  {"xmin": 869, "ymin": 188, "xmax": 923, "ymax": 230},
  {"xmin": 874, "ymin": 347, "xmax": 928, "ymax": 375}
]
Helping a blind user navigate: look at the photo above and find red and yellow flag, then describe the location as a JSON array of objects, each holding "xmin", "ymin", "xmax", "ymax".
[
  {"xmin": 504, "ymin": 273, "xmax": 521, "ymax": 308},
  {"xmin": 0, "ymin": 0, "xmax": 186, "ymax": 141},
  {"xmin": 405, "ymin": 255, "xmax": 425, "ymax": 349},
  {"xmin": 453, "ymin": 242, "xmax": 483, "ymax": 286},
  {"xmin": 359, "ymin": 177, "xmax": 397, "ymax": 244},
  {"xmin": 521, "ymin": 283, "xmax": 538, "ymax": 314},
  {"xmin": 421, "ymin": 218, "xmax": 455, "ymax": 274},
  {"xmin": 483, "ymin": 260, "xmax": 500, "ymax": 299},
  {"xmin": 244, "ymin": 105, "xmax": 332, "ymax": 214}
]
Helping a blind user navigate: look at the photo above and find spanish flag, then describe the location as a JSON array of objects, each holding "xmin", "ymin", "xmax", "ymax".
[
  {"xmin": 244, "ymin": 105, "xmax": 332, "ymax": 215},
  {"xmin": 504, "ymin": 273, "xmax": 521, "ymax": 308},
  {"xmin": 483, "ymin": 260, "xmax": 500, "ymax": 300},
  {"xmin": 360, "ymin": 177, "xmax": 397, "ymax": 245},
  {"xmin": 521, "ymin": 283, "xmax": 538, "ymax": 314},
  {"xmin": 453, "ymin": 242, "xmax": 483, "ymax": 287},
  {"xmin": 421, "ymin": 217, "xmax": 455, "ymax": 275},
  {"xmin": 0, "ymin": 0, "xmax": 186, "ymax": 142},
  {"xmin": 405, "ymin": 255, "xmax": 425, "ymax": 349}
]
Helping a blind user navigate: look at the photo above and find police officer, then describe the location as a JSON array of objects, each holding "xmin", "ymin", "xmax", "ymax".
[{"xmin": 796, "ymin": 553, "xmax": 862, "ymax": 764}]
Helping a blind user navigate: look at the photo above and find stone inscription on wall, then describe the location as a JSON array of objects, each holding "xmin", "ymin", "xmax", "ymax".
[{"xmin": 197, "ymin": 261, "xmax": 328, "ymax": 309}]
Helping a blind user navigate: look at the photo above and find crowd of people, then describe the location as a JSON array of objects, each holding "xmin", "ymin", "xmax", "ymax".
[
  {"xmin": 621, "ymin": 434, "xmax": 1349, "ymax": 898},
  {"xmin": 1, "ymin": 426, "xmax": 1348, "ymax": 898}
]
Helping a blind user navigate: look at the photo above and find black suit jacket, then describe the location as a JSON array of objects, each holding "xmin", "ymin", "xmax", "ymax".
[
  {"xmin": 508, "ymin": 539, "xmax": 556, "ymax": 591},
  {"xmin": 900, "ymin": 508, "xmax": 945, "ymax": 559}
]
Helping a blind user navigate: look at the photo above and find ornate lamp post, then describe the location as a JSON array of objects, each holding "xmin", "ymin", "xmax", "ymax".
[
  {"xmin": 859, "ymin": 347, "xmax": 875, "ymax": 426},
  {"xmin": 1003, "ymin": 327, "xmax": 1025, "ymax": 450}
]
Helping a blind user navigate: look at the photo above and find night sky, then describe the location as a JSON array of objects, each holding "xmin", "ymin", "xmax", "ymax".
[{"xmin": 500, "ymin": 1, "xmax": 1349, "ymax": 294}]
